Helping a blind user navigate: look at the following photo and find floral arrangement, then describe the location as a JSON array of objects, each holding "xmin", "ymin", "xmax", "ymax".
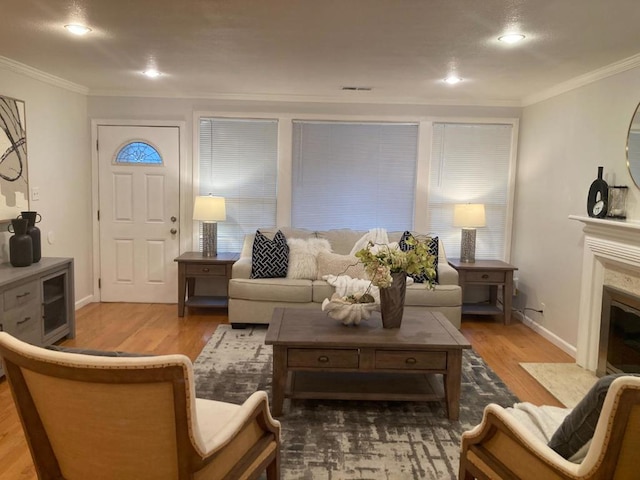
[{"xmin": 355, "ymin": 236, "xmax": 437, "ymax": 288}]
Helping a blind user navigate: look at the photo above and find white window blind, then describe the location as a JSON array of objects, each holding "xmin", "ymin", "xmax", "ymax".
[
  {"xmin": 199, "ymin": 117, "xmax": 278, "ymax": 252},
  {"xmin": 427, "ymin": 123, "xmax": 513, "ymax": 260},
  {"xmin": 291, "ymin": 121, "xmax": 418, "ymax": 230}
]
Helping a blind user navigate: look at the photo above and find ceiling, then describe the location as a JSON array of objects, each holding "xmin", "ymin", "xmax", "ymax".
[{"xmin": 1, "ymin": 0, "xmax": 640, "ymax": 106}]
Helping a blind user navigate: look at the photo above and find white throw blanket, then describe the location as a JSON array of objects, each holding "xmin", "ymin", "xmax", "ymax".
[
  {"xmin": 323, "ymin": 274, "xmax": 414, "ymax": 304},
  {"xmin": 349, "ymin": 228, "xmax": 389, "ymax": 256}
]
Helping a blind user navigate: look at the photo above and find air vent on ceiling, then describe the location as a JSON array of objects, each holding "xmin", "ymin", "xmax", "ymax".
[{"xmin": 341, "ymin": 86, "xmax": 372, "ymax": 91}]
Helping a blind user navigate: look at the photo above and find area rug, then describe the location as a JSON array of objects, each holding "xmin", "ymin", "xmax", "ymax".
[
  {"xmin": 194, "ymin": 325, "xmax": 518, "ymax": 480},
  {"xmin": 520, "ymin": 363, "xmax": 598, "ymax": 408}
]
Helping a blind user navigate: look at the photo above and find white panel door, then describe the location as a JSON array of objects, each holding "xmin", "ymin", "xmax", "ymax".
[{"xmin": 97, "ymin": 125, "xmax": 180, "ymax": 302}]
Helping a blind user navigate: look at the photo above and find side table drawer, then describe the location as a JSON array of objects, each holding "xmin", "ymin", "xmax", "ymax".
[
  {"xmin": 4, "ymin": 280, "xmax": 39, "ymax": 311},
  {"xmin": 185, "ymin": 264, "xmax": 226, "ymax": 276},
  {"xmin": 465, "ymin": 271, "xmax": 506, "ymax": 283},
  {"xmin": 288, "ymin": 348, "xmax": 359, "ymax": 369},
  {"xmin": 375, "ymin": 350, "xmax": 447, "ymax": 370},
  {"xmin": 3, "ymin": 303, "xmax": 41, "ymax": 345}
]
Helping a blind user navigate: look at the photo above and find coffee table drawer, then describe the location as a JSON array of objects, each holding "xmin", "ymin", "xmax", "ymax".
[
  {"xmin": 288, "ymin": 348, "xmax": 359, "ymax": 369},
  {"xmin": 375, "ymin": 350, "xmax": 447, "ymax": 370}
]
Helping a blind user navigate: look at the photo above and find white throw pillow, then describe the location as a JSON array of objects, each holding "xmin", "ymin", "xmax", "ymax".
[
  {"xmin": 286, "ymin": 238, "xmax": 332, "ymax": 279},
  {"xmin": 316, "ymin": 251, "xmax": 367, "ymax": 280}
]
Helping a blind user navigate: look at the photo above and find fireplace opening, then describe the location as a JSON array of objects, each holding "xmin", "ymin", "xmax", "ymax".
[{"xmin": 598, "ymin": 285, "xmax": 640, "ymax": 376}]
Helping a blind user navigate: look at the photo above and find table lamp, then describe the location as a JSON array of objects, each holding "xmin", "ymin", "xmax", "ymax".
[
  {"xmin": 453, "ymin": 204, "xmax": 486, "ymax": 263},
  {"xmin": 193, "ymin": 195, "xmax": 226, "ymax": 257}
]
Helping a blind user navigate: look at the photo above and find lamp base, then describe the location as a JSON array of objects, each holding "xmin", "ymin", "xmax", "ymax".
[
  {"xmin": 460, "ymin": 228, "xmax": 476, "ymax": 263},
  {"xmin": 202, "ymin": 222, "xmax": 217, "ymax": 257}
]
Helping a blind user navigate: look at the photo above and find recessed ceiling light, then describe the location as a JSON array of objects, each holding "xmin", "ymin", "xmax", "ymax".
[
  {"xmin": 143, "ymin": 69, "xmax": 161, "ymax": 78},
  {"xmin": 444, "ymin": 75, "xmax": 462, "ymax": 85},
  {"xmin": 64, "ymin": 24, "xmax": 91, "ymax": 36},
  {"xmin": 498, "ymin": 33, "xmax": 526, "ymax": 44}
]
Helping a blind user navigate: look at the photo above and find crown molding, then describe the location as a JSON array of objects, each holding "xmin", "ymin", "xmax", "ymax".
[
  {"xmin": 523, "ymin": 53, "xmax": 640, "ymax": 107},
  {"xmin": 87, "ymin": 88, "xmax": 522, "ymax": 108},
  {"xmin": 0, "ymin": 56, "xmax": 89, "ymax": 95}
]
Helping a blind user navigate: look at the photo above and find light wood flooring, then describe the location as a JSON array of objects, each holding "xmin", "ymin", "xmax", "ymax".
[{"xmin": 0, "ymin": 304, "xmax": 573, "ymax": 479}]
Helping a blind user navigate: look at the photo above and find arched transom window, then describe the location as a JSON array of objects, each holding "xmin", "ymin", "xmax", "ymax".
[{"xmin": 115, "ymin": 141, "xmax": 163, "ymax": 165}]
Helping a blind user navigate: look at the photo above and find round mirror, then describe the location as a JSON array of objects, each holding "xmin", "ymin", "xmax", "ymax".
[{"xmin": 627, "ymin": 102, "xmax": 640, "ymax": 188}]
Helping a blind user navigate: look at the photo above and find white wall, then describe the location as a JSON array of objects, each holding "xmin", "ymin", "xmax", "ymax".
[
  {"xmin": 513, "ymin": 65, "xmax": 640, "ymax": 352},
  {"xmin": 0, "ymin": 67, "xmax": 92, "ymax": 306}
]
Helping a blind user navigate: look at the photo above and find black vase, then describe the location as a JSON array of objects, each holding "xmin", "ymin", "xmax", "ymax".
[
  {"xmin": 8, "ymin": 218, "xmax": 33, "ymax": 267},
  {"xmin": 19, "ymin": 211, "xmax": 41, "ymax": 263}
]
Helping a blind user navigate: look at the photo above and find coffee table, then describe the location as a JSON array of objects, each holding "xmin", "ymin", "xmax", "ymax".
[{"xmin": 265, "ymin": 307, "xmax": 471, "ymax": 420}]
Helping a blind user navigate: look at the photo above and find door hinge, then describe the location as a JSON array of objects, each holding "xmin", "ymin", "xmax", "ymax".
[
  {"xmin": 96, "ymin": 139, "xmax": 99, "ymax": 151},
  {"xmin": 98, "ymin": 278, "xmax": 101, "ymax": 289},
  {"xmin": 97, "ymin": 210, "xmax": 100, "ymax": 221}
]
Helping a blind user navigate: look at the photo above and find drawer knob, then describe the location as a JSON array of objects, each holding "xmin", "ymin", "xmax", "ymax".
[
  {"xmin": 482, "ymin": 274, "xmax": 489, "ymax": 279},
  {"xmin": 405, "ymin": 357, "xmax": 417, "ymax": 365},
  {"xmin": 202, "ymin": 268, "xmax": 210, "ymax": 273},
  {"xmin": 16, "ymin": 292, "xmax": 31, "ymax": 299},
  {"xmin": 318, "ymin": 355, "xmax": 329, "ymax": 363}
]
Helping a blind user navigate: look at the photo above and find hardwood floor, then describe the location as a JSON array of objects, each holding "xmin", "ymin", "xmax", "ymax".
[{"xmin": 0, "ymin": 304, "xmax": 572, "ymax": 479}]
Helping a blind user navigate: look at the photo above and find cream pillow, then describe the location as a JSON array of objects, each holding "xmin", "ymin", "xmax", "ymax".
[
  {"xmin": 286, "ymin": 238, "xmax": 332, "ymax": 279},
  {"xmin": 316, "ymin": 251, "xmax": 367, "ymax": 280}
]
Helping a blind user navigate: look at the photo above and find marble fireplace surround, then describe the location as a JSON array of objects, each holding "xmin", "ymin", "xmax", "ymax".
[{"xmin": 570, "ymin": 215, "xmax": 640, "ymax": 372}]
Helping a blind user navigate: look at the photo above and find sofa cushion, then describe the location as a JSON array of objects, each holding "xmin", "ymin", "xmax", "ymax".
[
  {"xmin": 229, "ymin": 278, "xmax": 313, "ymax": 303},
  {"xmin": 286, "ymin": 238, "xmax": 332, "ymax": 280},
  {"xmin": 404, "ymin": 284, "xmax": 461, "ymax": 307},
  {"xmin": 241, "ymin": 227, "xmax": 314, "ymax": 257},
  {"xmin": 316, "ymin": 251, "xmax": 367, "ymax": 280},
  {"xmin": 399, "ymin": 231, "xmax": 439, "ymax": 284},
  {"xmin": 250, "ymin": 230, "xmax": 289, "ymax": 279},
  {"xmin": 316, "ymin": 229, "xmax": 366, "ymax": 255}
]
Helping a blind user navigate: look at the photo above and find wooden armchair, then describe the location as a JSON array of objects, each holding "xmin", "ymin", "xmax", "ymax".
[
  {"xmin": 459, "ymin": 375, "xmax": 640, "ymax": 480},
  {"xmin": 0, "ymin": 332, "xmax": 281, "ymax": 480}
]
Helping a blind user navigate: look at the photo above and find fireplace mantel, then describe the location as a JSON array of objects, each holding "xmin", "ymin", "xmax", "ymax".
[{"xmin": 570, "ymin": 215, "xmax": 640, "ymax": 371}]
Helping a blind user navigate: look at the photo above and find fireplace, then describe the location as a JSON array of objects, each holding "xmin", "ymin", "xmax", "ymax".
[{"xmin": 598, "ymin": 285, "xmax": 640, "ymax": 376}]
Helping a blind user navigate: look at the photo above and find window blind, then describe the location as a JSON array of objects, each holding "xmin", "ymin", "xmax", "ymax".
[
  {"xmin": 199, "ymin": 117, "xmax": 278, "ymax": 252},
  {"xmin": 427, "ymin": 123, "xmax": 513, "ymax": 260},
  {"xmin": 291, "ymin": 121, "xmax": 418, "ymax": 231}
]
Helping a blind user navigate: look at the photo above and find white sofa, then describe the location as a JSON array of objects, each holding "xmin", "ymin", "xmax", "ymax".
[{"xmin": 228, "ymin": 227, "xmax": 462, "ymax": 328}]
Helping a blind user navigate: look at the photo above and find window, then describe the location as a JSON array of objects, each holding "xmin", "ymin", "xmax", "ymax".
[
  {"xmin": 199, "ymin": 117, "xmax": 278, "ymax": 252},
  {"xmin": 426, "ymin": 122, "xmax": 514, "ymax": 260},
  {"xmin": 115, "ymin": 141, "xmax": 162, "ymax": 164},
  {"xmin": 291, "ymin": 121, "xmax": 418, "ymax": 230}
]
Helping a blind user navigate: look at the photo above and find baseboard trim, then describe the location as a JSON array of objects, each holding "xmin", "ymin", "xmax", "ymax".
[
  {"xmin": 75, "ymin": 294, "xmax": 94, "ymax": 310},
  {"xmin": 513, "ymin": 311, "xmax": 577, "ymax": 359}
]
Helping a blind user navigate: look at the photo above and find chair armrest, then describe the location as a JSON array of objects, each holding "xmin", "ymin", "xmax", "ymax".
[
  {"xmin": 461, "ymin": 404, "xmax": 581, "ymax": 479},
  {"xmin": 232, "ymin": 257, "xmax": 252, "ymax": 279},
  {"xmin": 437, "ymin": 261, "xmax": 458, "ymax": 285}
]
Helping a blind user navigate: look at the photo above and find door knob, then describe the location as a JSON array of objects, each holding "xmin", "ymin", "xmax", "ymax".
[
  {"xmin": 171, "ymin": 216, "xmax": 177, "ymax": 222},
  {"xmin": 170, "ymin": 228, "xmax": 177, "ymax": 234}
]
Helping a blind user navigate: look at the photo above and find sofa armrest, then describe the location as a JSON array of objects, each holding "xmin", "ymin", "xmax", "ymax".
[
  {"xmin": 232, "ymin": 257, "xmax": 252, "ymax": 279},
  {"xmin": 437, "ymin": 261, "xmax": 458, "ymax": 285}
]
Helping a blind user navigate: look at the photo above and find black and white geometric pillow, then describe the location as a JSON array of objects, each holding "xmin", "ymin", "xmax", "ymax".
[
  {"xmin": 250, "ymin": 230, "xmax": 289, "ymax": 278},
  {"xmin": 399, "ymin": 231, "xmax": 439, "ymax": 284}
]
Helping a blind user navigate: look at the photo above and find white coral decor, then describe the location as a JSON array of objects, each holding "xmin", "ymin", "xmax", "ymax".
[{"xmin": 321, "ymin": 293, "xmax": 379, "ymax": 326}]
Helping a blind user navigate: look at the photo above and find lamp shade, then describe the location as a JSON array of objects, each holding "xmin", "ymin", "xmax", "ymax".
[
  {"xmin": 193, "ymin": 196, "xmax": 226, "ymax": 222},
  {"xmin": 453, "ymin": 204, "xmax": 486, "ymax": 228}
]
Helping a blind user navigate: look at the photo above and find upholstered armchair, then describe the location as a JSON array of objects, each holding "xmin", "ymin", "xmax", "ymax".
[
  {"xmin": 459, "ymin": 375, "xmax": 640, "ymax": 480},
  {"xmin": 0, "ymin": 332, "xmax": 281, "ymax": 480}
]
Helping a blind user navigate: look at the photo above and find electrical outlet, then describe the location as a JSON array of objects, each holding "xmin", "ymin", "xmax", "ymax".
[{"xmin": 31, "ymin": 187, "xmax": 40, "ymax": 201}]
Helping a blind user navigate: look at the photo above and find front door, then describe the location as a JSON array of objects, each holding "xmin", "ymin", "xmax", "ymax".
[{"xmin": 97, "ymin": 125, "xmax": 180, "ymax": 302}]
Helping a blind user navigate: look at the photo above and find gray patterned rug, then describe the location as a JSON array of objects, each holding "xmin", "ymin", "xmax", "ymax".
[{"xmin": 193, "ymin": 325, "xmax": 518, "ymax": 480}]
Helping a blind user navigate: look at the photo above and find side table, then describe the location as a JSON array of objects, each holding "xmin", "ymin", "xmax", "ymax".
[
  {"xmin": 174, "ymin": 252, "xmax": 239, "ymax": 317},
  {"xmin": 448, "ymin": 259, "xmax": 518, "ymax": 325}
]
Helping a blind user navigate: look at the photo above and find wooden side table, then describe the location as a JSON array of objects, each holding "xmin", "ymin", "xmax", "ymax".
[
  {"xmin": 174, "ymin": 252, "xmax": 239, "ymax": 317},
  {"xmin": 448, "ymin": 259, "xmax": 518, "ymax": 325}
]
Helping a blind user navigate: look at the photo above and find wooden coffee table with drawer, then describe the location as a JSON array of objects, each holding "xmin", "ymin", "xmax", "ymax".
[{"xmin": 265, "ymin": 307, "xmax": 471, "ymax": 420}]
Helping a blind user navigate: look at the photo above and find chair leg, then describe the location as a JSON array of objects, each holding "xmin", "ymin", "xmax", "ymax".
[{"xmin": 266, "ymin": 451, "xmax": 280, "ymax": 479}]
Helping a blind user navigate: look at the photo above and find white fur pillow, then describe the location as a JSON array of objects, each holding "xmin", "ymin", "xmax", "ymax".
[
  {"xmin": 286, "ymin": 238, "xmax": 332, "ymax": 279},
  {"xmin": 316, "ymin": 251, "xmax": 367, "ymax": 280}
]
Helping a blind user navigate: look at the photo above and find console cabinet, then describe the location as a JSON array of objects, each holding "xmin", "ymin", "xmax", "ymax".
[{"xmin": 0, "ymin": 257, "xmax": 75, "ymax": 376}]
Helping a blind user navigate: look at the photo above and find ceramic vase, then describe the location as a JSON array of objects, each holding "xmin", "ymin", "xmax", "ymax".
[
  {"xmin": 379, "ymin": 272, "xmax": 406, "ymax": 328},
  {"xmin": 19, "ymin": 211, "xmax": 42, "ymax": 263},
  {"xmin": 8, "ymin": 218, "xmax": 33, "ymax": 267}
]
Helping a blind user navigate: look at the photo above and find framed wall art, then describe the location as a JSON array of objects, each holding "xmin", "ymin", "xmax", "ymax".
[{"xmin": 0, "ymin": 95, "xmax": 29, "ymax": 221}]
